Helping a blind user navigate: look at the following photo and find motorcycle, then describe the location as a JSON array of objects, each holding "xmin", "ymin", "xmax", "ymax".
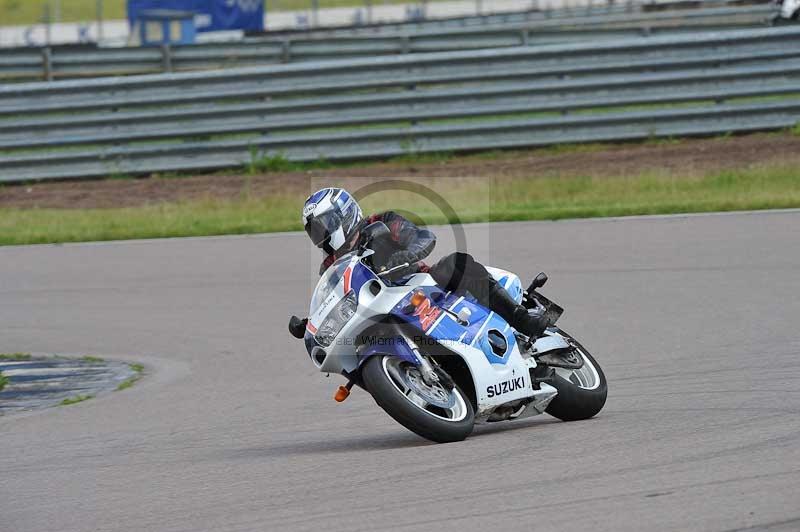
[{"xmin": 289, "ymin": 222, "xmax": 607, "ymax": 443}]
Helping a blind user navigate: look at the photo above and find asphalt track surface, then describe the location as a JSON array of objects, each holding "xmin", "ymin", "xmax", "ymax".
[{"xmin": 1, "ymin": 211, "xmax": 799, "ymax": 532}]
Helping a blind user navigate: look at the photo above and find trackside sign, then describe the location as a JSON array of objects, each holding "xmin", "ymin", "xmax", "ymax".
[{"xmin": 127, "ymin": 0, "xmax": 264, "ymax": 32}]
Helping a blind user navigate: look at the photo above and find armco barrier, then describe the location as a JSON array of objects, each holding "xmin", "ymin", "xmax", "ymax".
[
  {"xmin": 0, "ymin": 4, "xmax": 775, "ymax": 82},
  {"xmin": 1, "ymin": 26, "xmax": 799, "ymax": 182}
]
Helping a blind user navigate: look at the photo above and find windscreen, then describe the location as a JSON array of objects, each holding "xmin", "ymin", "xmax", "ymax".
[{"xmin": 309, "ymin": 254, "xmax": 354, "ymax": 315}]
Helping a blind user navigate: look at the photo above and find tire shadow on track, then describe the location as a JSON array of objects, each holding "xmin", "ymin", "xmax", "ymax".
[
  {"xmin": 224, "ymin": 432, "xmax": 431, "ymax": 458},
  {"xmin": 224, "ymin": 418, "xmax": 572, "ymax": 459}
]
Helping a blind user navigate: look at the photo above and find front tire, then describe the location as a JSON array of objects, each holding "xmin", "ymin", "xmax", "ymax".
[
  {"xmin": 362, "ymin": 355, "xmax": 475, "ymax": 443},
  {"xmin": 545, "ymin": 330, "xmax": 608, "ymax": 421}
]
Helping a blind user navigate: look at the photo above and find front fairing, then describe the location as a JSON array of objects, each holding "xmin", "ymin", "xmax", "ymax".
[
  {"xmin": 305, "ymin": 252, "xmax": 378, "ymax": 353},
  {"xmin": 387, "ymin": 283, "xmax": 540, "ymax": 416},
  {"xmin": 309, "ymin": 255, "xmax": 353, "ymax": 318}
]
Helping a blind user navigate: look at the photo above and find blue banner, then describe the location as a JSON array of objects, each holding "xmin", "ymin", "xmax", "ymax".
[{"xmin": 128, "ymin": 0, "xmax": 264, "ymax": 32}]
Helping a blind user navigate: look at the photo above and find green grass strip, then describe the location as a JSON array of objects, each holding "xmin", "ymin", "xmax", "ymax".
[
  {"xmin": 60, "ymin": 394, "xmax": 93, "ymax": 406},
  {"xmin": 116, "ymin": 363, "xmax": 144, "ymax": 391},
  {"xmin": 116, "ymin": 378, "xmax": 136, "ymax": 391},
  {"xmin": 0, "ymin": 353, "xmax": 32, "ymax": 360},
  {"xmin": 1, "ymin": 163, "xmax": 799, "ymax": 246}
]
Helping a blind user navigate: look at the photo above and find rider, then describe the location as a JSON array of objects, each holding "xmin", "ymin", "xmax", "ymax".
[{"xmin": 301, "ymin": 187, "xmax": 548, "ymax": 338}]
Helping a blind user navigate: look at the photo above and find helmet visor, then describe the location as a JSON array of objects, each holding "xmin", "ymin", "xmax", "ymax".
[{"xmin": 305, "ymin": 209, "xmax": 342, "ymax": 248}]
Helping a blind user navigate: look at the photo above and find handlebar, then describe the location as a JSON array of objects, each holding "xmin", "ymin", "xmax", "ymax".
[
  {"xmin": 377, "ymin": 261, "xmax": 422, "ymax": 279},
  {"xmin": 377, "ymin": 262, "xmax": 412, "ymax": 278}
]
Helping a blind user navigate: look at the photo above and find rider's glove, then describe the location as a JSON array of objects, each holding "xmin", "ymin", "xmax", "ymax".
[{"xmin": 382, "ymin": 250, "xmax": 419, "ymax": 273}]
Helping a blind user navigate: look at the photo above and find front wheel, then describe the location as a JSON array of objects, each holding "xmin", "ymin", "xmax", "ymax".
[
  {"xmin": 362, "ymin": 355, "xmax": 475, "ymax": 443},
  {"xmin": 545, "ymin": 329, "xmax": 608, "ymax": 421}
]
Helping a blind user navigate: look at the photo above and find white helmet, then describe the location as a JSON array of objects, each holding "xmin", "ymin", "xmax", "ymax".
[{"xmin": 302, "ymin": 188, "xmax": 363, "ymax": 255}]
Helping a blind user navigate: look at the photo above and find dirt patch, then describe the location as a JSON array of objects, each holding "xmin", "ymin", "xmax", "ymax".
[{"xmin": 2, "ymin": 132, "xmax": 800, "ymax": 210}]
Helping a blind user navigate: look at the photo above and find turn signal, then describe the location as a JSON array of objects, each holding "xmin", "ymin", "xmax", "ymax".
[
  {"xmin": 334, "ymin": 385, "xmax": 351, "ymax": 402},
  {"xmin": 410, "ymin": 291, "xmax": 426, "ymax": 307}
]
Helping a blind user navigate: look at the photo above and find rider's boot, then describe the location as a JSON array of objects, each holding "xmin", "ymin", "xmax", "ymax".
[{"xmin": 487, "ymin": 279, "xmax": 548, "ymax": 339}]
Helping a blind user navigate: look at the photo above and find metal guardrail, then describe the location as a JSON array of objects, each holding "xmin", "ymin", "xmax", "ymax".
[
  {"xmin": 0, "ymin": 4, "xmax": 775, "ymax": 82},
  {"xmin": 1, "ymin": 26, "xmax": 799, "ymax": 183}
]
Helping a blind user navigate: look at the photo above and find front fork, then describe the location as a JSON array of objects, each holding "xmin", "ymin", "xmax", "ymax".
[
  {"xmin": 401, "ymin": 332, "xmax": 440, "ymax": 386},
  {"xmin": 355, "ymin": 323, "xmax": 441, "ymax": 386}
]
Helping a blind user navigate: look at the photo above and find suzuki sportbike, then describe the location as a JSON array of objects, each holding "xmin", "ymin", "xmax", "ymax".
[{"xmin": 289, "ymin": 222, "xmax": 607, "ymax": 443}]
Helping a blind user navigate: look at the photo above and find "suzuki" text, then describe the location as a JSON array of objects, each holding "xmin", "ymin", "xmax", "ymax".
[{"xmin": 486, "ymin": 377, "xmax": 525, "ymax": 398}]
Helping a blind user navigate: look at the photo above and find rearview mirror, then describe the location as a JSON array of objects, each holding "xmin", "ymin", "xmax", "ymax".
[{"xmin": 529, "ymin": 272, "xmax": 548, "ymax": 291}]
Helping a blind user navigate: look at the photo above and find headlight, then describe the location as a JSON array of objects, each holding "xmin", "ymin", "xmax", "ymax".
[{"xmin": 315, "ymin": 291, "xmax": 357, "ymax": 347}]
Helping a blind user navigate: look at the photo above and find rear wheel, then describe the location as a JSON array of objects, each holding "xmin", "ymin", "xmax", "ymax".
[
  {"xmin": 362, "ymin": 355, "xmax": 475, "ymax": 443},
  {"xmin": 545, "ymin": 329, "xmax": 608, "ymax": 421}
]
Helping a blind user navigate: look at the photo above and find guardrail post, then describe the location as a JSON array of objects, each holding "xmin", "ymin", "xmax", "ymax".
[
  {"xmin": 311, "ymin": 0, "xmax": 320, "ymax": 27},
  {"xmin": 281, "ymin": 38, "xmax": 291, "ymax": 63},
  {"xmin": 161, "ymin": 44, "xmax": 173, "ymax": 73},
  {"xmin": 519, "ymin": 29, "xmax": 530, "ymax": 46},
  {"xmin": 41, "ymin": 46, "xmax": 53, "ymax": 82},
  {"xmin": 365, "ymin": 0, "xmax": 373, "ymax": 24},
  {"xmin": 401, "ymin": 35, "xmax": 411, "ymax": 54}
]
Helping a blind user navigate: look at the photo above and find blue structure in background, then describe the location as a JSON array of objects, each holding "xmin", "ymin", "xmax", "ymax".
[
  {"xmin": 136, "ymin": 9, "xmax": 197, "ymax": 46},
  {"xmin": 128, "ymin": 0, "xmax": 264, "ymax": 33}
]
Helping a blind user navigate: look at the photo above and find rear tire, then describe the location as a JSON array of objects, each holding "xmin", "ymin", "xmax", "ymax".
[
  {"xmin": 362, "ymin": 355, "xmax": 475, "ymax": 443},
  {"xmin": 545, "ymin": 330, "xmax": 608, "ymax": 422}
]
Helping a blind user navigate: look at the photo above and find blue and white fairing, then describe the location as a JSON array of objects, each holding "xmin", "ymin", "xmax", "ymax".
[
  {"xmin": 383, "ymin": 280, "xmax": 538, "ymax": 414},
  {"xmin": 389, "ymin": 287, "xmax": 516, "ymax": 365},
  {"xmin": 303, "ymin": 254, "xmax": 377, "ymax": 359},
  {"xmin": 305, "ymin": 253, "xmax": 553, "ymax": 417}
]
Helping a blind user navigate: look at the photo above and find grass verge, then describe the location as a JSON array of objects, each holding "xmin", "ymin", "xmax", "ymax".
[
  {"xmin": 0, "ymin": 371, "xmax": 8, "ymax": 392},
  {"xmin": 116, "ymin": 379, "xmax": 136, "ymax": 391},
  {"xmin": 60, "ymin": 394, "xmax": 93, "ymax": 406},
  {"xmin": 116, "ymin": 363, "xmax": 144, "ymax": 392},
  {"xmin": 1, "ymin": 162, "xmax": 799, "ymax": 246},
  {"xmin": 0, "ymin": 353, "xmax": 32, "ymax": 360}
]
